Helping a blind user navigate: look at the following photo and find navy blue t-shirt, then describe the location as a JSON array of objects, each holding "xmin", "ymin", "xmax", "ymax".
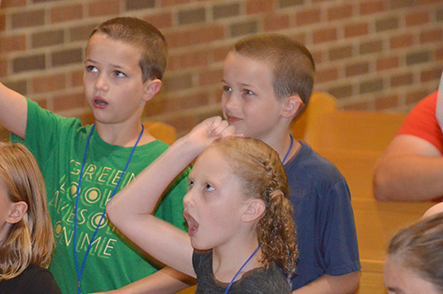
[{"xmin": 285, "ymin": 141, "xmax": 361, "ymax": 290}]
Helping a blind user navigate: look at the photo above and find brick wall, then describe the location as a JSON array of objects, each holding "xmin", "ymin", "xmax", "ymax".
[{"xmin": 1, "ymin": 0, "xmax": 442, "ymax": 136}]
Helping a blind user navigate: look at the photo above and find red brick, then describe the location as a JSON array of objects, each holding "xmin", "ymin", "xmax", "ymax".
[
  {"xmin": 143, "ymin": 12, "xmax": 173, "ymax": 29},
  {"xmin": 11, "ymin": 10, "xmax": 45, "ymax": 29},
  {"xmin": 0, "ymin": 35, "xmax": 26, "ymax": 54},
  {"xmin": 164, "ymin": 114, "xmax": 195, "ymax": 137},
  {"xmin": 199, "ymin": 68, "xmax": 223, "ymax": 87},
  {"xmin": 0, "ymin": 13, "xmax": 5, "ymax": 32},
  {"xmin": 405, "ymin": 10, "xmax": 430, "ymax": 27},
  {"xmin": 343, "ymin": 100, "xmax": 370, "ymax": 111},
  {"xmin": 212, "ymin": 45, "xmax": 232, "ymax": 63},
  {"xmin": 246, "ymin": 0, "xmax": 274, "ymax": 14},
  {"xmin": 295, "ymin": 8, "xmax": 321, "ymax": 26},
  {"xmin": 345, "ymin": 62, "xmax": 369, "ymax": 77},
  {"xmin": 327, "ymin": 4, "xmax": 353, "ymax": 21},
  {"xmin": 315, "ymin": 67, "xmax": 339, "ymax": 83},
  {"xmin": 2, "ymin": 0, "xmax": 26, "ymax": 8},
  {"xmin": 70, "ymin": 69, "xmax": 84, "ymax": 87},
  {"xmin": 313, "ymin": 28, "xmax": 338, "ymax": 44},
  {"xmin": 162, "ymin": 73, "xmax": 193, "ymax": 92},
  {"xmin": 328, "ymin": 45, "xmax": 353, "ymax": 61},
  {"xmin": 165, "ymin": 25, "xmax": 225, "ymax": 49},
  {"xmin": 390, "ymin": 33, "xmax": 414, "ymax": 49},
  {"xmin": 160, "ymin": 0, "xmax": 191, "ymax": 6},
  {"xmin": 264, "ymin": 14, "xmax": 290, "ymax": 32},
  {"xmin": 54, "ymin": 92, "xmax": 85, "ymax": 112},
  {"xmin": 287, "ymin": 32, "xmax": 307, "ymax": 45},
  {"xmin": 32, "ymin": 74, "xmax": 67, "ymax": 94},
  {"xmin": 376, "ymin": 56, "xmax": 399, "ymax": 71},
  {"xmin": 344, "ymin": 22, "xmax": 369, "ymax": 38},
  {"xmin": 419, "ymin": 28, "xmax": 443, "ymax": 44},
  {"xmin": 50, "ymin": 5, "xmax": 83, "ymax": 23},
  {"xmin": 0, "ymin": 58, "xmax": 8, "ymax": 78},
  {"xmin": 359, "ymin": 0, "xmax": 385, "ymax": 15},
  {"xmin": 375, "ymin": 94, "xmax": 399, "ymax": 110},
  {"xmin": 436, "ymin": 46, "xmax": 443, "ymax": 61},
  {"xmin": 329, "ymin": 84, "xmax": 354, "ymax": 99},
  {"xmin": 421, "ymin": 68, "xmax": 443, "ymax": 83},
  {"xmin": 310, "ymin": 50, "xmax": 323, "ymax": 65},
  {"xmin": 88, "ymin": 0, "xmax": 120, "ymax": 17},
  {"xmin": 390, "ymin": 73, "xmax": 413, "ymax": 87},
  {"xmin": 406, "ymin": 90, "xmax": 430, "ymax": 105},
  {"xmin": 168, "ymin": 50, "xmax": 209, "ymax": 70}
]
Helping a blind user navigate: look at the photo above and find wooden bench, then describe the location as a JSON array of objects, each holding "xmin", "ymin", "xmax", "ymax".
[{"xmin": 290, "ymin": 97, "xmax": 434, "ymax": 293}]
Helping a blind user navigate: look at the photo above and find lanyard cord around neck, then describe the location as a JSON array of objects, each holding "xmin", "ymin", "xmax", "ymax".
[
  {"xmin": 282, "ymin": 133, "xmax": 294, "ymax": 164},
  {"xmin": 74, "ymin": 124, "xmax": 144, "ymax": 294},
  {"xmin": 224, "ymin": 243, "xmax": 261, "ymax": 294}
]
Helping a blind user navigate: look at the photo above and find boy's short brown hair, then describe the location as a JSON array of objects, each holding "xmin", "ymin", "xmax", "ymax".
[
  {"xmin": 89, "ymin": 17, "xmax": 167, "ymax": 82},
  {"xmin": 233, "ymin": 34, "xmax": 315, "ymax": 106}
]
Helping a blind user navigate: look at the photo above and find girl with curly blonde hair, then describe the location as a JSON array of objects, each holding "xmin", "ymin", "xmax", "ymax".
[
  {"xmin": 0, "ymin": 142, "xmax": 61, "ymax": 293},
  {"xmin": 107, "ymin": 117, "xmax": 298, "ymax": 293}
]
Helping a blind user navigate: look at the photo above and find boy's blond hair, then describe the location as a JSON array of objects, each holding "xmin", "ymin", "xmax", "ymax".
[
  {"xmin": 89, "ymin": 17, "xmax": 167, "ymax": 82},
  {"xmin": 233, "ymin": 34, "xmax": 315, "ymax": 108},
  {"xmin": 0, "ymin": 143, "xmax": 54, "ymax": 280}
]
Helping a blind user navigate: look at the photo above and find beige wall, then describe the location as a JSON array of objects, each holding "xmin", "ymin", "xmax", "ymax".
[{"xmin": 1, "ymin": 0, "xmax": 442, "ymax": 136}]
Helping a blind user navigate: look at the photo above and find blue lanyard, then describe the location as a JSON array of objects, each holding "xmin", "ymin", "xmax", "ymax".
[
  {"xmin": 224, "ymin": 243, "xmax": 261, "ymax": 294},
  {"xmin": 74, "ymin": 124, "xmax": 144, "ymax": 294},
  {"xmin": 282, "ymin": 133, "xmax": 294, "ymax": 164}
]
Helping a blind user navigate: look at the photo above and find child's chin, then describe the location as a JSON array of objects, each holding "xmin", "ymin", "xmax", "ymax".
[{"xmin": 190, "ymin": 240, "xmax": 212, "ymax": 252}]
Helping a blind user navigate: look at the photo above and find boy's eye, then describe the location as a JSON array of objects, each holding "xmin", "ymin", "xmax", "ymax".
[
  {"xmin": 243, "ymin": 89, "xmax": 254, "ymax": 96},
  {"xmin": 188, "ymin": 180, "xmax": 194, "ymax": 190},
  {"xmin": 204, "ymin": 183, "xmax": 214, "ymax": 192},
  {"xmin": 223, "ymin": 85, "xmax": 232, "ymax": 92},
  {"xmin": 86, "ymin": 65, "xmax": 98, "ymax": 72},
  {"xmin": 114, "ymin": 71, "xmax": 126, "ymax": 78}
]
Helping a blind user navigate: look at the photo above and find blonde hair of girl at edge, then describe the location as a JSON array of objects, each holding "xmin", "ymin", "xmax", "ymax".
[
  {"xmin": 0, "ymin": 142, "xmax": 54, "ymax": 280},
  {"xmin": 107, "ymin": 116, "xmax": 298, "ymax": 293}
]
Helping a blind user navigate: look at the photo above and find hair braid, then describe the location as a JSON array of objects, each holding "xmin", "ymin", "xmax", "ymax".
[{"xmin": 256, "ymin": 151, "xmax": 298, "ymax": 279}]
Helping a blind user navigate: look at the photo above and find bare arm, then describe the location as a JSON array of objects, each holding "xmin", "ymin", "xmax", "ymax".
[
  {"xmin": 292, "ymin": 272, "xmax": 360, "ymax": 294},
  {"xmin": 107, "ymin": 117, "xmax": 235, "ymax": 278},
  {"xmin": 0, "ymin": 83, "xmax": 28, "ymax": 139},
  {"xmin": 92, "ymin": 267, "xmax": 196, "ymax": 294},
  {"xmin": 422, "ymin": 202, "xmax": 443, "ymax": 219},
  {"xmin": 373, "ymin": 134, "xmax": 443, "ymax": 201}
]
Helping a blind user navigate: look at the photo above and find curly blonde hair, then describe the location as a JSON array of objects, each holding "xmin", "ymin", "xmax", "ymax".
[
  {"xmin": 209, "ymin": 137, "xmax": 298, "ymax": 278},
  {"xmin": 0, "ymin": 142, "xmax": 54, "ymax": 280}
]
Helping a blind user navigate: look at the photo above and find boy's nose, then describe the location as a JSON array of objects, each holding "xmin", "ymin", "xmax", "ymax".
[
  {"xmin": 223, "ymin": 94, "xmax": 238, "ymax": 111},
  {"xmin": 94, "ymin": 75, "xmax": 109, "ymax": 92}
]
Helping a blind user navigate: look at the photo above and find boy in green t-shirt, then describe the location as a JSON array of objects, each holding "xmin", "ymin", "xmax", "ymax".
[{"xmin": 0, "ymin": 17, "xmax": 191, "ymax": 294}]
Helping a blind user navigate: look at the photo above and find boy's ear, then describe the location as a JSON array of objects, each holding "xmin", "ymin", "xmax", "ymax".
[
  {"xmin": 7, "ymin": 201, "xmax": 28, "ymax": 224},
  {"xmin": 142, "ymin": 79, "xmax": 162, "ymax": 102},
  {"xmin": 242, "ymin": 198, "xmax": 266, "ymax": 223},
  {"xmin": 281, "ymin": 95, "xmax": 304, "ymax": 119}
]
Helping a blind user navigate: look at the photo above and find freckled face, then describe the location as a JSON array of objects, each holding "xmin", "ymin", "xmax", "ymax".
[
  {"xmin": 183, "ymin": 148, "xmax": 247, "ymax": 251},
  {"xmin": 221, "ymin": 52, "xmax": 285, "ymax": 142},
  {"xmin": 383, "ymin": 255, "xmax": 442, "ymax": 294},
  {"xmin": 83, "ymin": 33, "xmax": 148, "ymax": 126}
]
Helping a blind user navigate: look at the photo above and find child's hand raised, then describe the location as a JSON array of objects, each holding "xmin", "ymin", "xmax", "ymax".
[{"xmin": 184, "ymin": 116, "xmax": 237, "ymax": 153}]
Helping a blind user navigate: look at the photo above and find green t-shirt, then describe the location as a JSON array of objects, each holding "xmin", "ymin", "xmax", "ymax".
[{"xmin": 12, "ymin": 99, "xmax": 189, "ymax": 294}]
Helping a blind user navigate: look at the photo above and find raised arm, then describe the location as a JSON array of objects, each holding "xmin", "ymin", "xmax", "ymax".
[
  {"xmin": 373, "ymin": 134, "xmax": 443, "ymax": 201},
  {"xmin": 0, "ymin": 83, "xmax": 28, "ymax": 139},
  {"xmin": 106, "ymin": 117, "xmax": 235, "ymax": 277}
]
